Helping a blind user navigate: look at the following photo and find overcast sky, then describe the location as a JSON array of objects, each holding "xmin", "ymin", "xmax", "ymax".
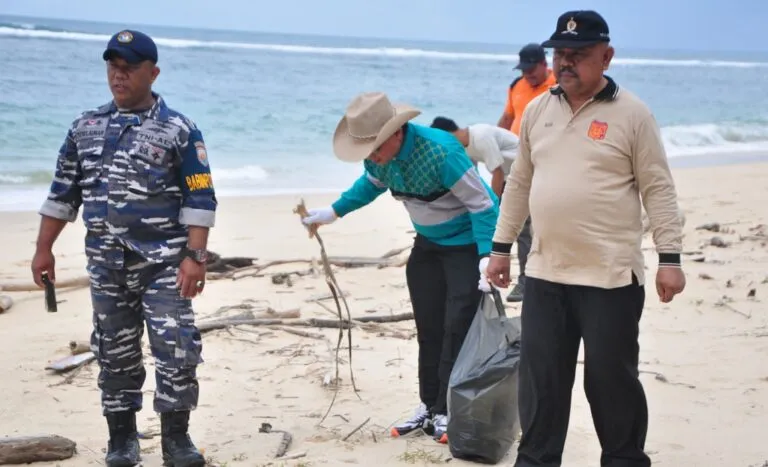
[{"xmin": 2, "ymin": 0, "xmax": 766, "ymax": 51}]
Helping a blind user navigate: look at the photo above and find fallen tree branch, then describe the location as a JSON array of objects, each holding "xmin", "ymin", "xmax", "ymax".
[
  {"xmin": 0, "ymin": 435, "xmax": 77, "ymax": 464},
  {"xmin": 225, "ymin": 255, "xmax": 407, "ymax": 281},
  {"xmin": 199, "ymin": 312, "xmax": 414, "ymax": 334},
  {"xmin": 0, "ymin": 277, "xmax": 90, "ymax": 293},
  {"xmin": 294, "ymin": 199, "xmax": 361, "ymax": 424},
  {"xmin": 197, "ymin": 308, "xmax": 301, "ymax": 333}
]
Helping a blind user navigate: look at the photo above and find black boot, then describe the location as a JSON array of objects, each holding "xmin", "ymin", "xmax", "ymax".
[
  {"xmin": 105, "ymin": 411, "xmax": 141, "ymax": 467},
  {"xmin": 161, "ymin": 411, "xmax": 205, "ymax": 467}
]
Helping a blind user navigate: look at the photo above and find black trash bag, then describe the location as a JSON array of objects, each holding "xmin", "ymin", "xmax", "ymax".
[{"xmin": 447, "ymin": 288, "xmax": 522, "ymax": 464}]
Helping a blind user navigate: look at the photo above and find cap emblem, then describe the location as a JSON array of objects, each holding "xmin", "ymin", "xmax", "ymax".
[
  {"xmin": 117, "ymin": 31, "xmax": 134, "ymax": 43},
  {"xmin": 563, "ymin": 18, "xmax": 578, "ymax": 35}
]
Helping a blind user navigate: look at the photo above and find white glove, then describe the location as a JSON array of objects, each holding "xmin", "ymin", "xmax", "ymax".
[
  {"xmin": 478, "ymin": 256, "xmax": 493, "ymax": 293},
  {"xmin": 301, "ymin": 206, "xmax": 338, "ymax": 226}
]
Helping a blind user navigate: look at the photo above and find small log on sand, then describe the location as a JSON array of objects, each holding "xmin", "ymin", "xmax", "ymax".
[{"xmin": 0, "ymin": 435, "xmax": 77, "ymax": 464}]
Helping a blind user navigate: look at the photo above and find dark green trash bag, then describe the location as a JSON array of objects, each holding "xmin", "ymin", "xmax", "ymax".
[{"xmin": 447, "ymin": 288, "xmax": 522, "ymax": 464}]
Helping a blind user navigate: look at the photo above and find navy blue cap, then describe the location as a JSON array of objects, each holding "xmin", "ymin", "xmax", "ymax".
[
  {"xmin": 103, "ymin": 30, "xmax": 158, "ymax": 64},
  {"xmin": 514, "ymin": 43, "xmax": 546, "ymax": 71},
  {"xmin": 542, "ymin": 10, "xmax": 610, "ymax": 49}
]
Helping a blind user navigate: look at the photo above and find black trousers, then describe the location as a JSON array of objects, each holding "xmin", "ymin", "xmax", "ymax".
[
  {"xmin": 515, "ymin": 275, "xmax": 651, "ymax": 467},
  {"xmin": 405, "ymin": 234, "xmax": 482, "ymax": 416}
]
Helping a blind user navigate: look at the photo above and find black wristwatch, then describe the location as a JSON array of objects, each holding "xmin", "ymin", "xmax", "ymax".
[{"xmin": 181, "ymin": 247, "xmax": 209, "ymax": 264}]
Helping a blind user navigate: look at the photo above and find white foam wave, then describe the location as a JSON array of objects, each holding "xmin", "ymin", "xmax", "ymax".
[
  {"xmin": 662, "ymin": 122, "xmax": 768, "ymax": 156},
  {"xmin": 1, "ymin": 25, "xmax": 766, "ymax": 68}
]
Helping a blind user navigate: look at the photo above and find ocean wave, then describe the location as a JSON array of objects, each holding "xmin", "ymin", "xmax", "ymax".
[
  {"xmin": 2, "ymin": 123, "xmax": 767, "ymax": 187},
  {"xmin": 661, "ymin": 122, "xmax": 768, "ymax": 156},
  {"xmin": 0, "ymin": 23, "xmax": 766, "ymax": 68}
]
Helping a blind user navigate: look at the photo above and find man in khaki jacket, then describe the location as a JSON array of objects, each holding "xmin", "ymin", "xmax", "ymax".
[{"xmin": 485, "ymin": 10, "xmax": 686, "ymax": 467}]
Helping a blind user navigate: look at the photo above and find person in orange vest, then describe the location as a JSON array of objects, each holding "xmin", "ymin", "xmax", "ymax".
[{"xmin": 496, "ymin": 43, "xmax": 557, "ymax": 302}]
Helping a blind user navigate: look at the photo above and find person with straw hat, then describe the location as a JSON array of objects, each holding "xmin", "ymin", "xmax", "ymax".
[{"xmin": 301, "ymin": 91, "xmax": 499, "ymax": 444}]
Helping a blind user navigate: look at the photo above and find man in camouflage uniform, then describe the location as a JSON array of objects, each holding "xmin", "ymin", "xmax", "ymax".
[{"xmin": 31, "ymin": 30, "xmax": 215, "ymax": 467}]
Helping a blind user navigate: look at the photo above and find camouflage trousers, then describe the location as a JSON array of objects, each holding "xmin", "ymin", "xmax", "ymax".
[{"xmin": 87, "ymin": 258, "xmax": 203, "ymax": 415}]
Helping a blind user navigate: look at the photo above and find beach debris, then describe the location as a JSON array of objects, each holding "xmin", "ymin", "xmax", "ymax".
[
  {"xmin": 217, "ymin": 252, "xmax": 412, "ymax": 281},
  {"xmin": 710, "ymin": 236, "xmax": 729, "ymax": 248},
  {"xmin": 0, "ymin": 295, "xmax": 12, "ymax": 314},
  {"xmin": 0, "ymin": 277, "xmax": 89, "ymax": 293},
  {"xmin": 294, "ymin": 198, "xmax": 362, "ymax": 424},
  {"xmin": 692, "ymin": 256, "xmax": 706, "ymax": 263},
  {"xmin": 0, "ymin": 435, "xmax": 77, "ymax": 464},
  {"xmin": 45, "ymin": 352, "xmax": 95, "ymax": 373},
  {"xmin": 698, "ymin": 273, "xmax": 714, "ymax": 280},
  {"xmin": 197, "ymin": 308, "xmax": 301, "ymax": 333},
  {"xmin": 258, "ymin": 423, "xmax": 293, "ymax": 458},
  {"xmin": 714, "ymin": 296, "xmax": 751, "ymax": 319},
  {"xmin": 696, "ymin": 222, "xmax": 721, "ymax": 232},
  {"xmin": 68, "ymin": 340, "xmax": 90, "ymax": 355},
  {"xmin": 748, "ymin": 288, "xmax": 756, "ymax": 299},
  {"xmin": 342, "ymin": 417, "xmax": 371, "ymax": 442},
  {"xmin": 205, "ymin": 251, "xmax": 257, "ymax": 273},
  {"xmin": 0, "ymin": 251, "xmax": 258, "ymax": 294},
  {"xmin": 726, "ymin": 279, "xmax": 734, "ymax": 288}
]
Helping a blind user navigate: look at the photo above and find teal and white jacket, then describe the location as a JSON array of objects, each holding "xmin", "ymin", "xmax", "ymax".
[{"xmin": 332, "ymin": 123, "xmax": 499, "ymax": 256}]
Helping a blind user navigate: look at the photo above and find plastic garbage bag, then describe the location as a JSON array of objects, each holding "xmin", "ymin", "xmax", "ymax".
[{"xmin": 447, "ymin": 288, "xmax": 522, "ymax": 464}]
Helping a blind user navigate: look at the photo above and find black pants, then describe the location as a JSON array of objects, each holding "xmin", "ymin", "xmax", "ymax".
[
  {"xmin": 405, "ymin": 235, "xmax": 481, "ymax": 416},
  {"xmin": 515, "ymin": 275, "xmax": 650, "ymax": 467}
]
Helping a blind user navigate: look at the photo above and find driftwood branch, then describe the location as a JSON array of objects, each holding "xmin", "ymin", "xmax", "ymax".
[
  {"xmin": 294, "ymin": 199, "xmax": 361, "ymax": 423},
  {"xmin": 198, "ymin": 308, "xmax": 301, "ymax": 333},
  {"xmin": 0, "ymin": 435, "xmax": 77, "ymax": 464},
  {"xmin": 197, "ymin": 313, "xmax": 414, "ymax": 334},
  {"xmin": 0, "ymin": 277, "xmax": 89, "ymax": 293},
  {"xmin": 0, "ymin": 247, "xmax": 412, "ymax": 292}
]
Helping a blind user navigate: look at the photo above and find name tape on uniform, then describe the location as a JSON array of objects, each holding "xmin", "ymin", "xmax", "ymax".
[{"xmin": 186, "ymin": 173, "xmax": 213, "ymax": 191}]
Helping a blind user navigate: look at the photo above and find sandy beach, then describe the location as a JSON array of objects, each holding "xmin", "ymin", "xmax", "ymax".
[{"xmin": 0, "ymin": 161, "xmax": 767, "ymax": 467}]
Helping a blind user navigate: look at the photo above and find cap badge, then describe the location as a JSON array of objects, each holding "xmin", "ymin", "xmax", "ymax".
[
  {"xmin": 117, "ymin": 31, "xmax": 134, "ymax": 43},
  {"xmin": 563, "ymin": 17, "xmax": 578, "ymax": 35}
]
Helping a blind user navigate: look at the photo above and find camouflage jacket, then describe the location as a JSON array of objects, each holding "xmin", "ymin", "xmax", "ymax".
[{"xmin": 39, "ymin": 93, "xmax": 217, "ymax": 269}]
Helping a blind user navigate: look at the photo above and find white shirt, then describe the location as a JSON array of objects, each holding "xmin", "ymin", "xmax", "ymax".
[{"xmin": 466, "ymin": 123, "xmax": 520, "ymax": 177}]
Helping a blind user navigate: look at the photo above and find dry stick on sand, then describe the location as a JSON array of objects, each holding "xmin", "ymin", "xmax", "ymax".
[{"xmin": 294, "ymin": 199, "xmax": 361, "ymax": 424}]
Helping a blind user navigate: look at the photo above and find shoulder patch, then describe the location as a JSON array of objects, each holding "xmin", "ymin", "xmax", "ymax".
[
  {"xmin": 194, "ymin": 141, "xmax": 208, "ymax": 166},
  {"xmin": 509, "ymin": 76, "xmax": 523, "ymax": 90}
]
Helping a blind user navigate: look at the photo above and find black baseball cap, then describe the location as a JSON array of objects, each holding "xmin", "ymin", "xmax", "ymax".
[
  {"xmin": 541, "ymin": 10, "xmax": 610, "ymax": 49},
  {"xmin": 103, "ymin": 29, "xmax": 158, "ymax": 64},
  {"xmin": 514, "ymin": 43, "xmax": 546, "ymax": 71}
]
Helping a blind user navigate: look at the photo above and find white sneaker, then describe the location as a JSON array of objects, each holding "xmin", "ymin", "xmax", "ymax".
[
  {"xmin": 390, "ymin": 403, "xmax": 430, "ymax": 437},
  {"xmin": 432, "ymin": 414, "xmax": 448, "ymax": 444}
]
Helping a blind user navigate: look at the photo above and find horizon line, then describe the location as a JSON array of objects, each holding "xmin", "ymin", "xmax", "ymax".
[{"xmin": 0, "ymin": 12, "xmax": 762, "ymax": 56}]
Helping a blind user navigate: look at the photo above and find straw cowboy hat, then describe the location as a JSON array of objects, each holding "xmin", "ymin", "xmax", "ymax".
[{"xmin": 333, "ymin": 92, "xmax": 421, "ymax": 162}]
